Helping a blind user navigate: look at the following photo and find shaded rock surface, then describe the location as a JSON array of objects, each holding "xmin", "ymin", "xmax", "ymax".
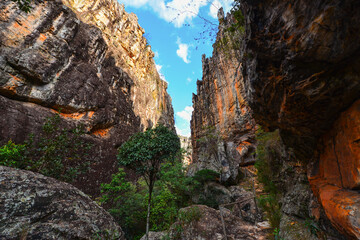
[
  {"xmin": 309, "ymin": 99, "xmax": 360, "ymax": 239},
  {"xmin": 0, "ymin": 166, "xmax": 124, "ymax": 240},
  {"xmin": 190, "ymin": 9, "xmax": 256, "ymax": 184},
  {"xmin": 62, "ymin": 0, "xmax": 175, "ymax": 130},
  {"xmin": 238, "ymin": 0, "xmax": 360, "ymax": 238},
  {"xmin": 167, "ymin": 205, "xmax": 270, "ymax": 240},
  {"xmin": 240, "ymin": 0, "xmax": 360, "ymax": 161},
  {"xmin": 0, "ymin": 0, "xmax": 174, "ymax": 196}
]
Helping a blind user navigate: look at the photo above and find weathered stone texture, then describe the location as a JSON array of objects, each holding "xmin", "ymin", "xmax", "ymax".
[
  {"xmin": 167, "ymin": 205, "xmax": 270, "ymax": 240},
  {"xmin": 0, "ymin": 166, "xmax": 124, "ymax": 240},
  {"xmin": 190, "ymin": 10, "xmax": 256, "ymax": 183},
  {"xmin": 179, "ymin": 135, "xmax": 192, "ymax": 166},
  {"xmin": 0, "ymin": 0, "xmax": 174, "ymax": 196},
  {"xmin": 240, "ymin": 0, "xmax": 360, "ymax": 160},
  {"xmin": 239, "ymin": 0, "xmax": 360, "ymax": 238},
  {"xmin": 309, "ymin": 99, "xmax": 360, "ymax": 239},
  {"xmin": 62, "ymin": 0, "xmax": 174, "ymax": 130}
]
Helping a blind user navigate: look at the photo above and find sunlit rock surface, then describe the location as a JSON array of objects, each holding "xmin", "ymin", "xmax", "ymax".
[
  {"xmin": 0, "ymin": 0, "xmax": 174, "ymax": 196},
  {"xmin": 190, "ymin": 9, "xmax": 256, "ymax": 183}
]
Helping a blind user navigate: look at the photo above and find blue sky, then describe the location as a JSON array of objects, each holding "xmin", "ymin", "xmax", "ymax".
[{"xmin": 118, "ymin": 0, "xmax": 234, "ymax": 136}]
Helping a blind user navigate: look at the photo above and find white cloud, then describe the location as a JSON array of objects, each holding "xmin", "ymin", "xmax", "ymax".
[
  {"xmin": 176, "ymin": 106, "xmax": 194, "ymax": 137},
  {"xmin": 209, "ymin": 0, "xmax": 234, "ymax": 19},
  {"xmin": 119, "ymin": 0, "xmax": 208, "ymax": 27},
  {"xmin": 154, "ymin": 50, "xmax": 159, "ymax": 59},
  {"xmin": 176, "ymin": 38, "xmax": 190, "ymax": 63},
  {"xmin": 176, "ymin": 126, "xmax": 191, "ymax": 137},
  {"xmin": 177, "ymin": 106, "xmax": 193, "ymax": 121},
  {"xmin": 187, "ymin": 77, "xmax": 192, "ymax": 82},
  {"xmin": 156, "ymin": 64, "xmax": 168, "ymax": 83},
  {"xmin": 209, "ymin": 0, "xmax": 222, "ymax": 19}
]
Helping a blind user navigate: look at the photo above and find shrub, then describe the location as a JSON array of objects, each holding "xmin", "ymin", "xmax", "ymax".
[
  {"xmin": 100, "ymin": 168, "xmax": 147, "ymax": 240},
  {"xmin": 101, "ymin": 152, "xmax": 193, "ymax": 239},
  {"xmin": 0, "ymin": 140, "xmax": 27, "ymax": 168},
  {"xmin": 254, "ymin": 127, "xmax": 282, "ymax": 231},
  {"xmin": 0, "ymin": 114, "xmax": 92, "ymax": 182},
  {"xmin": 11, "ymin": 0, "xmax": 32, "ymax": 13},
  {"xmin": 192, "ymin": 169, "xmax": 220, "ymax": 184}
]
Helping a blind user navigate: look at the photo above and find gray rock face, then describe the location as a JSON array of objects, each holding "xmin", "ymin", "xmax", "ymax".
[
  {"xmin": 140, "ymin": 231, "xmax": 166, "ymax": 240},
  {"xmin": 0, "ymin": 166, "xmax": 124, "ymax": 240}
]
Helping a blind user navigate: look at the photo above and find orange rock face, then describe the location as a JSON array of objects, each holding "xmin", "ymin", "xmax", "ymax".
[
  {"xmin": 309, "ymin": 99, "xmax": 360, "ymax": 239},
  {"xmin": 190, "ymin": 10, "xmax": 256, "ymax": 183},
  {"xmin": 319, "ymin": 100, "xmax": 360, "ymax": 189}
]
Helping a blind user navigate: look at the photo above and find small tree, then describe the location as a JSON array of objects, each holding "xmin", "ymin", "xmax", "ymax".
[
  {"xmin": 117, "ymin": 125, "xmax": 180, "ymax": 240},
  {"xmin": 12, "ymin": 0, "xmax": 32, "ymax": 13}
]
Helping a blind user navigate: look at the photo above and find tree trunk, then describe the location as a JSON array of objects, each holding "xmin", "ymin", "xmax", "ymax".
[{"xmin": 146, "ymin": 181, "xmax": 154, "ymax": 240}]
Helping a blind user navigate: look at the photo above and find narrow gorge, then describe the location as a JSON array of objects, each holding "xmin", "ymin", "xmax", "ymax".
[{"xmin": 0, "ymin": 0, "xmax": 359, "ymax": 239}]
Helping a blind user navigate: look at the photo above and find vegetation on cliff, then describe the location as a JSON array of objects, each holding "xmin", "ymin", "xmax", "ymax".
[
  {"xmin": 0, "ymin": 114, "xmax": 91, "ymax": 182},
  {"xmin": 254, "ymin": 128, "xmax": 282, "ymax": 236}
]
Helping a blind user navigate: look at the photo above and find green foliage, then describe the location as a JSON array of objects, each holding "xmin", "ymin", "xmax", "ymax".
[
  {"xmin": 273, "ymin": 228, "xmax": 285, "ymax": 240},
  {"xmin": 117, "ymin": 124, "xmax": 180, "ymax": 184},
  {"xmin": 170, "ymin": 207, "xmax": 202, "ymax": 239},
  {"xmin": 11, "ymin": 0, "xmax": 32, "ymax": 13},
  {"xmin": 0, "ymin": 140, "xmax": 27, "ymax": 168},
  {"xmin": 117, "ymin": 124, "xmax": 181, "ymax": 238},
  {"xmin": 178, "ymin": 207, "xmax": 202, "ymax": 224},
  {"xmin": 100, "ymin": 168, "xmax": 147, "ymax": 240},
  {"xmin": 258, "ymin": 195, "xmax": 281, "ymax": 232},
  {"xmin": 305, "ymin": 218, "xmax": 320, "ymax": 236},
  {"xmin": 101, "ymin": 160, "xmax": 194, "ymax": 240},
  {"xmin": 228, "ymin": 1, "xmax": 245, "ymax": 34},
  {"xmin": 192, "ymin": 169, "xmax": 220, "ymax": 184},
  {"xmin": 0, "ymin": 114, "xmax": 91, "ymax": 182},
  {"xmin": 255, "ymin": 127, "xmax": 282, "ymax": 231}
]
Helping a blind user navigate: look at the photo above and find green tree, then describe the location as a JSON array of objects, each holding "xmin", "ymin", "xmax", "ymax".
[
  {"xmin": 117, "ymin": 125, "xmax": 180, "ymax": 240},
  {"xmin": 12, "ymin": 0, "xmax": 32, "ymax": 13}
]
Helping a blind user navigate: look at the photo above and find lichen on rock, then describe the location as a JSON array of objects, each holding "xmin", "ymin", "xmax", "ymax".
[{"xmin": 0, "ymin": 166, "xmax": 124, "ymax": 240}]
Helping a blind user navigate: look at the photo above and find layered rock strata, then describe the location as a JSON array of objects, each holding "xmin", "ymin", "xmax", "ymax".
[
  {"xmin": 0, "ymin": 166, "xmax": 124, "ymax": 240},
  {"xmin": 190, "ymin": 9, "xmax": 256, "ymax": 183},
  {"xmin": 0, "ymin": 0, "xmax": 174, "ymax": 196},
  {"xmin": 62, "ymin": 0, "xmax": 174, "ymax": 130},
  {"xmin": 239, "ymin": 0, "xmax": 360, "ymax": 238}
]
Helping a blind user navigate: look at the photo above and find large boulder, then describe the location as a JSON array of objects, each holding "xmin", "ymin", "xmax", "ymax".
[{"xmin": 0, "ymin": 166, "xmax": 124, "ymax": 240}]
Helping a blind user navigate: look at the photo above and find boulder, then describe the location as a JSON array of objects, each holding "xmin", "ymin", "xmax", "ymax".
[
  {"xmin": 168, "ymin": 205, "xmax": 270, "ymax": 240},
  {"xmin": 0, "ymin": 166, "xmax": 124, "ymax": 240}
]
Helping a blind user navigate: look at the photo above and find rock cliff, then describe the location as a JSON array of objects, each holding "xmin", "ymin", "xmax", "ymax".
[
  {"xmin": 190, "ymin": 9, "xmax": 256, "ymax": 184},
  {"xmin": 0, "ymin": 166, "xmax": 124, "ymax": 240},
  {"xmin": 192, "ymin": 0, "xmax": 360, "ymax": 238},
  {"xmin": 0, "ymin": 0, "xmax": 174, "ymax": 196},
  {"xmin": 239, "ymin": 0, "xmax": 360, "ymax": 238}
]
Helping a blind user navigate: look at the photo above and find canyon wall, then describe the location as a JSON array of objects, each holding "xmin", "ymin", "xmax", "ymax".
[
  {"xmin": 0, "ymin": 0, "xmax": 174, "ymax": 196},
  {"xmin": 239, "ymin": 0, "xmax": 360, "ymax": 239},
  {"xmin": 190, "ymin": 9, "xmax": 256, "ymax": 184},
  {"xmin": 192, "ymin": 0, "xmax": 360, "ymax": 238}
]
